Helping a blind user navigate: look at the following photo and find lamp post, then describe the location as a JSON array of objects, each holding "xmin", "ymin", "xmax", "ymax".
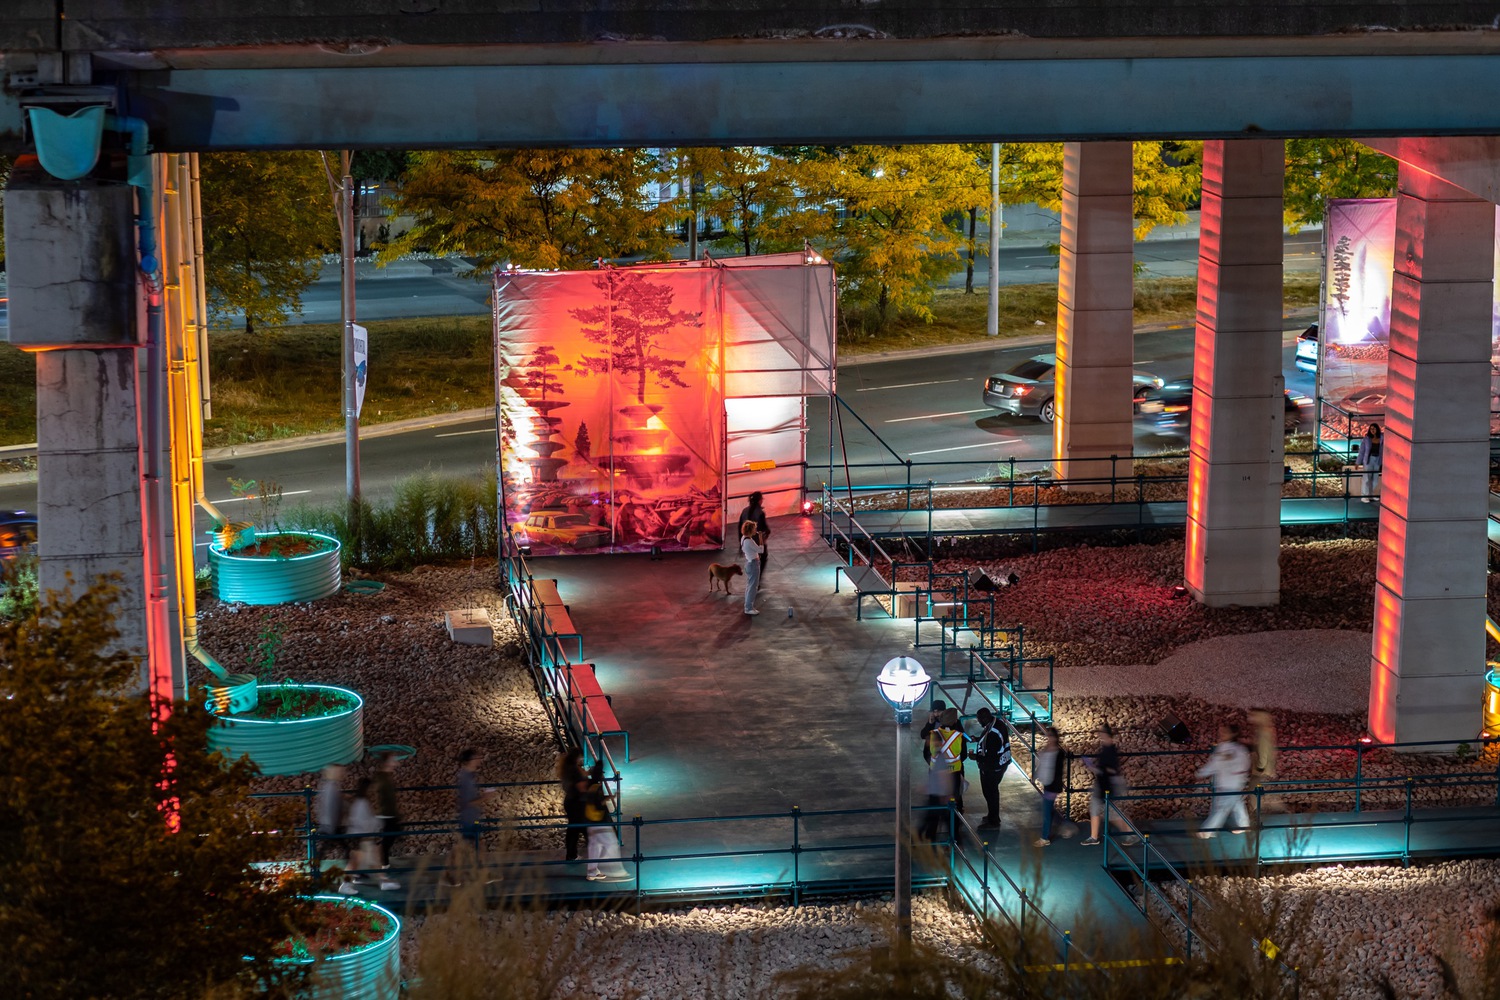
[{"xmin": 876, "ymin": 655, "xmax": 932, "ymax": 949}]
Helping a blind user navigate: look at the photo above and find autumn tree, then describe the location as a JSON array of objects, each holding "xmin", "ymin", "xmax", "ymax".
[
  {"xmin": 673, "ymin": 147, "xmax": 834, "ymax": 258},
  {"xmin": 201, "ymin": 151, "xmax": 338, "ymax": 333},
  {"xmin": 571, "ymin": 271, "xmax": 702, "ymax": 403},
  {"xmin": 0, "ymin": 580, "xmax": 313, "ymax": 1000},
  {"xmin": 1284, "ymin": 139, "xmax": 1396, "ymax": 232},
  {"xmin": 996, "ymin": 141, "xmax": 1203, "ymax": 240},
  {"xmin": 809, "ymin": 144, "xmax": 987, "ymax": 327},
  {"xmin": 383, "ymin": 149, "xmax": 675, "ymax": 270}
]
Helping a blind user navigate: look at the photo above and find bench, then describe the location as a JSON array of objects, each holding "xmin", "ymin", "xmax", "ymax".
[
  {"xmin": 554, "ymin": 663, "xmax": 630, "ymax": 763},
  {"xmin": 834, "ymin": 564, "xmax": 892, "ymax": 620},
  {"xmin": 526, "ymin": 578, "xmax": 583, "ymax": 663},
  {"xmin": 530, "ymin": 577, "xmax": 565, "ymax": 609}
]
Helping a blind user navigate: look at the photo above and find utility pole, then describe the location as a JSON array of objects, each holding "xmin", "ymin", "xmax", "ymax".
[
  {"xmin": 987, "ymin": 142, "xmax": 1001, "ymax": 337},
  {"xmin": 322, "ymin": 151, "xmax": 361, "ymax": 510}
]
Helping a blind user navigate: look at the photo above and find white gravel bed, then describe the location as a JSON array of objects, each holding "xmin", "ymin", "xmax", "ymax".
[
  {"xmin": 1054, "ymin": 629, "xmax": 1373, "ymax": 715},
  {"xmin": 1151, "ymin": 859, "xmax": 1500, "ymax": 999},
  {"xmin": 197, "ymin": 561, "xmax": 562, "ymax": 853},
  {"xmin": 400, "ymin": 895, "xmax": 984, "ymax": 1000}
]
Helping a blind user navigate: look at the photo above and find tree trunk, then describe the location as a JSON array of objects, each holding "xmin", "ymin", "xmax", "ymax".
[
  {"xmin": 965, "ymin": 208, "xmax": 977, "ymax": 294},
  {"xmin": 877, "ymin": 284, "xmax": 890, "ymax": 327},
  {"xmin": 245, "ymin": 315, "xmax": 254, "ymax": 335}
]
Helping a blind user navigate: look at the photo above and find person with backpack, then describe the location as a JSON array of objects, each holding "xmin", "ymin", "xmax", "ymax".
[
  {"xmin": 1033, "ymin": 725, "xmax": 1070, "ymax": 847},
  {"xmin": 1196, "ymin": 721, "xmax": 1254, "ymax": 838},
  {"xmin": 971, "ymin": 707, "xmax": 1012, "ymax": 830}
]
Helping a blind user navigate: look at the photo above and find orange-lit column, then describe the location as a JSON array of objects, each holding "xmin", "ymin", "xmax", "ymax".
[
  {"xmin": 1184, "ymin": 140, "xmax": 1286, "ymax": 607},
  {"xmin": 1369, "ymin": 167, "xmax": 1492, "ymax": 745},
  {"xmin": 1054, "ymin": 142, "xmax": 1134, "ymax": 485}
]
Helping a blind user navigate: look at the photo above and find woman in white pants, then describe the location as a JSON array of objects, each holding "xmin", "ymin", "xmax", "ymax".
[
  {"xmin": 1195, "ymin": 722, "xmax": 1253, "ymax": 838},
  {"xmin": 740, "ymin": 520, "xmax": 764, "ymax": 616},
  {"xmin": 582, "ymin": 760, "xmax": 629, "ymax": 881}
]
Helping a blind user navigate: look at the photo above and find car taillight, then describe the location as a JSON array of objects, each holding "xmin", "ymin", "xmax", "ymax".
[
  {"xmin": 1165, "ymin": 404, "xmax": 1189, "ymax": 414},
  {"xmin": 1012, "ymin": 385, "xmax": 1030, "ymax": 396}
]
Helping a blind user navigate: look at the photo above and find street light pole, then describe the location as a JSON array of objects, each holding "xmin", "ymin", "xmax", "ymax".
[
  {"xmin": 876, "ymin": 656, "xmax": 932, "ymax": 953},
  {"xmin": 987, "ymin": 142, "xmax": 1001, "ymax": 337},
  {"xmin": 341, "ymin": 168, "xmax": 360, "ymax": 508}
]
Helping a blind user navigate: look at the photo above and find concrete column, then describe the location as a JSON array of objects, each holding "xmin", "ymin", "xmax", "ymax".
[
  {"xmin": 5, "ymin": 160, "xmax": 149, "ymax": 684},
  {"xmin": 1183, "ymin": 140, "xmax": 1286, "ymax": 607},
  {"xmin": 1054, "ymin": 141, "xmax": 1134, "ymax": 484},
  {"xmin": 1368, "ymin": 167, "xmax": 1493, "ymax": 745}
]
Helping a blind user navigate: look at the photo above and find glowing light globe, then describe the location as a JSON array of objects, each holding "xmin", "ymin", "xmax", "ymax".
[{"xmin": 876, "ymin": 656, "xmax": 931, "ymax": 711}]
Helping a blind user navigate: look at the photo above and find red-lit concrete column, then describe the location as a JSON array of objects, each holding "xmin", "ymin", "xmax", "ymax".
[
  {"xmin": 1369, "ymin": 167, "xmax": 1492, "ymax": 745},
  {"xmin": 1184, "ymin": 140, "xmax": 1286, "ymax": 607},
  {"xmin": 1054, "ymin": 142, "xmax": 1134, "ymax": 484}
]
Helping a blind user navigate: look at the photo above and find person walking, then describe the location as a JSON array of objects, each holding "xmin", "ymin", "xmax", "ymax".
[
  {"xmin": 1357, "ymin": 423, "xmax": 1383, "ymax": 502},
  {"xmin": 1196, "ymin": 722, "xmax": 1253, "ymax": 838},
  {"xmin": 558, "ymin": 747, "xmax": 590, "ymax": 863},
  {"xmin": 370, "ymin": 750, "xmax": 402, "ymax": 871},
  {"xmin": 1081, "ymin": 723, "xmax": 1137, "ymax": 847},
  {"xmin": 313, "ymin": 763, "xmax": 347, "ymax": 889},
  {"xmin": 1033, "ymin": 725, "xmax": 1070, "ymax": 847},
  {"xmin": 1248, "ymin": 708, "xmax": 1280, "ymax": 812},
  {"xmin": 737, "ymin": 491, "xmax": 770, "ymax": 571},
  {"xmin": 971, "ymin": 707, "xmax": 1012, "ymax": 830},
  {"xmin": 740, "ymin": 520, "xmax": 764, "ymax": 616},
  {"xmin": 583, "ymin": 760, "xmax": 629, "ymax": 881},
  {"xmin": 345, "ymin": 779, "xmax": 401, "ymax": 893},
  {"xmin": 444, "ymin": 748, "xmax": 498, "ymax": 887}
]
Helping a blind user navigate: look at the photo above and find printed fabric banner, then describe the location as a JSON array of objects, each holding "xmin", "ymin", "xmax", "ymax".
[
  {"xmin": 352, "ymin": 323, "xmax": 369, "ymax": 419},
  {"xmin": 494, "ymin": 268, "xmax": 725, "ymax": 556}
]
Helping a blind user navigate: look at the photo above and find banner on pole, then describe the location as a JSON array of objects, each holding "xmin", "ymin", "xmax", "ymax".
[{"xmin": 353, "ymin": 323, "xmax": 368, "ymax": 418}]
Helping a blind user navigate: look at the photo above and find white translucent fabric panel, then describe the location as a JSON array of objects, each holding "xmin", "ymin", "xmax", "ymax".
[
  {"xmin": 725, "ymin": 395, "xmax": 804, "ymax": 515},
  {"xmin": 725, "ymin": 472, "xmax": 804, "ymax": 516}
]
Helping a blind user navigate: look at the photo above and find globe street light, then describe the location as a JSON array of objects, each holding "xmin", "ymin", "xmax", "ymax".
[{"xmin": 876, "ymin": 655, "xmax": 932, "ymax": 948}]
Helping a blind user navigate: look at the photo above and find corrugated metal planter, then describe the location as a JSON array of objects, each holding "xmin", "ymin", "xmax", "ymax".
[
  {"xmin": 208, "ymin": 684, "xmax": 364, "ymax": 776},
  {"xmin": 277, "ymin": 896, "xmax": 400, "ymax": 1000},
  {"xmin": 210, "ymin": 531, "xmax": 342, "ymax": 605}
]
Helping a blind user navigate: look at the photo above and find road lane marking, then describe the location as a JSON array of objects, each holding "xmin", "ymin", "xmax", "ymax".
[
  {"xmin": 885, "ymin": 409, "xmax": 990, "ymax": 423},
  {"xmin": 207, "ymin": 489, "xmax": 312, "ymax": 504},
  {"xmin": 908, "ymin": 439, "xmax": 1023, "ymax": 455},
  {"xmin": 854, "ymin": 377, "xmax": 973, "ymax": 392},
  {"xmin": 434, "ymin": 428, "xmax": 494, "ymax": 438}
]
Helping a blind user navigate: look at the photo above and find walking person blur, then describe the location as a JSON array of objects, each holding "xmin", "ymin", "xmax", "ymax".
[
  {"xmin": 1033, "ymin": 726, "xmax": 1070, "ymax": 847},
  {"xmin": 971, "ymin": 707, "xmax": 1012, "ymax": 830},
  {"xmin": 1248, "ymin": 708, "xmax": 1281, "ymax": 812},
  {"xmin": 344, "ymin": 779, "xmax": 401, "ymax": 893},
  {"xmin": 558, "ymin": 747, "xmax": 590, "ymax": 863},
  {"xmin": 737, "ymin": 491, "xmax": 770, "ymax": 571},
  {"xmin": 312, "ymin": 763, "xmax": 347, "ymax": 889},
  {"xmin": 1196, "ymin": 722, "xmax": 1253, "ymax": 838},
  {"xmin": 1081, "ymin": 724, "xmax": 1137, "ymax": 847},
  {"xmin": 443, "ymin": 748, "xmax": 498, "ymax": 888},
  {"xmin": 740, "ymin": 520, "xmax": 764, "ymax": 616},
  {"xmin": 1357, "ymin": 423, "xmax": 1383, "ymax": 502},
  {"xmin": 583, "ymin": 760, "xmax": 629, "ymax": 881},
  {"xmin": 370, "ymin": 751, "xmax": 402, "ymax": 871}
]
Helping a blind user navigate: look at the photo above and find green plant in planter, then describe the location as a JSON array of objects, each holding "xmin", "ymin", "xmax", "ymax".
[
  {"xmin": 229, "ymin": 475, "xmax": 285, "ymax": 534},
  {"xmin": 252, "ymin": 614, "xmax": 286, "ymax": 686}
]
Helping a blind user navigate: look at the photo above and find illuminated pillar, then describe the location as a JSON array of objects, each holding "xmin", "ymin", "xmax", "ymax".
[
  {"xmin": 4, "ymin": 159, "xmax": 151, "ymax": 686},
  {"xmin": 1368, "ymin": 166, "xmax": 1492, "ymax": 745},
  {"xmin": 1054, "ymin": 141, "xmax": 1134, "ymax": 484},
  {"xmin": 1184, "ymin": 140, "xmax": 1285, "ymax": 607}
]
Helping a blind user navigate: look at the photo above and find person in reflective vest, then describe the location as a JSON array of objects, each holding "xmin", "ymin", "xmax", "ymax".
[
  {"xmin": 970, "ymin": 707, "xmax": 1011, "ymax": 830},
  {"xmin": 921, "ymin": 707, "xmax": 966, "ymax": 840}
]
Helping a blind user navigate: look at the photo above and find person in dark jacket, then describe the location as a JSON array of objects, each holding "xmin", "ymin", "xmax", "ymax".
[
  {"xmin": 736, "ymin": 491, "xmax": 769, "ymax": 570},
  {"xmin": 1081, "ymin": 723, "xmax": 1138, "ymax": 847},
  {"xmin": 971, "ymin": 707, "xmax": 1012, "ymax": 830},
  {"xmin": 557, "ymin": 747, "xmax": 589, "ymax": 862},
  {"xmin": 371, "ymin": 751, "xmax": 402, "ymax": 869}
]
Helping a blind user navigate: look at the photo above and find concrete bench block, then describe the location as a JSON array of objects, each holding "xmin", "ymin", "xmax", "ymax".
[{"xmin": 445, "ymin": 607, "xmax": 494, "ymax": 647}]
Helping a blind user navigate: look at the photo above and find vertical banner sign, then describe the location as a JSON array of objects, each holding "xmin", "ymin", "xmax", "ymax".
[{"xmin": 352, "ymin": 323, "xmax": 369, "ymax": 418}]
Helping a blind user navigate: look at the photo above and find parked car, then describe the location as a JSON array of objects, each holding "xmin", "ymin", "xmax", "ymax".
[
  {"xmin": 1294, "ymin": 323, "xmax": 1319, "ymax": 372},
  {"xmin": 0, "ymin": 510, "xmax": 37, "ymax": 560},
  {"xmin": 982, "ymin": 353, "xmax": 1164, "ymax": 423},
  {"xmin": 1137, "ymin": 381, "xmax": 1307, "ymax": 433},
  {"xmin": 520, "ymin": 509, "xmax": 610, "ymax": 549}
]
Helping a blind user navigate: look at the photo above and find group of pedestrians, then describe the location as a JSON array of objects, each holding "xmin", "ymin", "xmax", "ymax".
[{"xmin": 313, "ymin": 754, "xmax": 404, "ymax": 895}]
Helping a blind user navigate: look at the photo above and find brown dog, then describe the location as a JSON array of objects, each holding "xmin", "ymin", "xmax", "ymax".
[{"xmin": 708, "ymin": 562, "xmax": 743, "ymax": 594}]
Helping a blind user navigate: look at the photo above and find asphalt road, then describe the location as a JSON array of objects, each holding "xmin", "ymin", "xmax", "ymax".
[
  {"xmin": 266, "ymin": 232, "xmax": 1322, "ymax": 326},
  {"xmin": 0, "ymin": 323, "xmax": 1318, "ymax": 542}
]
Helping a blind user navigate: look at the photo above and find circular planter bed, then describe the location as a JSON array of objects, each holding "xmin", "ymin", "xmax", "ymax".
[
  {"xmin": 207, "ymin": 683, "xmax": 364, "ymax": 776},
  {"xmin": 275, "ymin": 895, "xmax": 400, "ymax": 1000},
  {"xmin": 210, "ymin": 531, "xmax": 342, "ymax": 605}
]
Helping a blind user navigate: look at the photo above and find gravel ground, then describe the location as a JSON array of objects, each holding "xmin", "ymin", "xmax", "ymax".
[
  {"xmin": 399, "ymin": 895, "xmax": 985, "ymax": 1000},
  {"xmin": 197, "ymin": 562, "xmax": 561, "ymax": 855},
  {"xmin": 1151, "ymin": 859, "xmax": 1500, "ymax": 1000}
]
